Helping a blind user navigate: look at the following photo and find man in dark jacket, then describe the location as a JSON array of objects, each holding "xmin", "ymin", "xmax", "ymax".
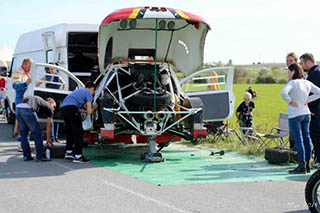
[
  {"xmin": 14, "ymin": 96, "xmax": 56, "ymax": 161},
  {"xmin": 300, "ymin": 53, "xmax": 320, "ymax": 164}
]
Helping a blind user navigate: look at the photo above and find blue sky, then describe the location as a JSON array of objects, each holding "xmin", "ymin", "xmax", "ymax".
[{"xmin": 1, "ymin": 0, "xmax": 320, "ymax": 65}]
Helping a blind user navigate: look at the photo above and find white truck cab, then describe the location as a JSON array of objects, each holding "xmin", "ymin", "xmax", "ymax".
[{"xmin": 5, "ymin": 23, "xmax": 99, "ymax": 123}]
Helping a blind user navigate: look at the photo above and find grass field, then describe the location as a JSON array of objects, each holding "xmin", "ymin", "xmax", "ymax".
[
  {"xmin": 178, "ymin": 68, "xmax": 291, "ymax": 155},
  {"xmin": 197, "ymin": 83, "xmax": 289, "ymax": 156},
  {"xmin": 178, "ymin": 68, "xmax": 290, "ymax": 154},
  {"xmin": 181, "ymin": 79, "xmax": 288, "ymax": 131},
  {"xmin": 229, "ymin": 84, "xmax": 288, "ymax": 132}
]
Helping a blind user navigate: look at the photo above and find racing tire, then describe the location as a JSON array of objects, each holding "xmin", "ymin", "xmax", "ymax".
[
  {"xmin": 264, "ymin": 147, "xmax": 297, "ymax": 164},
  {"xmin": 5, "ymin": 104, "xmax": 15, "ymax": 124},
  {"xmin": 305, "ymin": 170, "xmax": 320, "ymax": 213},
  {"xmin": 130, "ymin": 93, "xmax": 171, "ymax": 106}
]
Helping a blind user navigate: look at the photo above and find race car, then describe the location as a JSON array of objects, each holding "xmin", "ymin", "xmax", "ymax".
[{"xmin": 87, "ymin": 6, "xmax": 235, "ymax": 161}]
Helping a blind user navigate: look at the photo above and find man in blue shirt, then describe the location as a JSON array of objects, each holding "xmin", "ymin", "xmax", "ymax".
[
  {"xmin": 300, "ymin": 53, "xmax": 320, "ymax": 165},
  {"xmin": 60, "ymin": 81, "xmax": 98, "ymax": 163}
]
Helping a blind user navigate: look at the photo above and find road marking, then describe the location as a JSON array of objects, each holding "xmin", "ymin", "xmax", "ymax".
[
  {"xmin": 0, "ymin": 171, "xmax": 28, "ymax": 176},
  {"xmin": 0, "ymin": 142, "xmax": 19, "ymax": 146},
  {"xmin": 102, "ymin": 180, "xmax": 189, "ymax": 213},
  {"xmin": 51, "ymin": 161, "xmax": 74, "ymax": 171},
  {"xmin": 51, "ymin": 161, "xmax": 189, "ymax": 212}
]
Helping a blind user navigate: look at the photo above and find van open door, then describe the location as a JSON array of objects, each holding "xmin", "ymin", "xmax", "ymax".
[
  {"xmin": 26, "ymin": 63, "xmax": 84, "ymax": 122},
  {"xmin": 180, "ymin": 66, "xmax": 235, "ymax": 122},
  {"xmin": 42, "ymin": 31, "xmax": 57, "ymax": 62}
]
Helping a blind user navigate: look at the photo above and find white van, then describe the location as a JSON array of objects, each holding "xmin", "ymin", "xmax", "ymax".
[{"xmin": 5, "ymin": 23, "xmax": 99, "ymax": 123}]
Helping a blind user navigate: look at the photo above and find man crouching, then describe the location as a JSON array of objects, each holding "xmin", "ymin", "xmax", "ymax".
[{"xmin": 14, "ymin": 96, "xmax": 56, "ymax": 161}]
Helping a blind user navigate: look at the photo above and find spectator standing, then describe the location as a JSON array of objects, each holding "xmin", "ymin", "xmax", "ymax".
[
  {"xmin": 13, "ymin": 96, "xmax": 56, "ymax": 161},
  {"xmin": 286, "ymin": 52, "xmax": 298, "ymax": 66},
  {"xmin": 0, "ymin": 76, "xmax": 7, "ymax": 108},
  {"xmin": 246, "ymin": 86, "xmax": 254, "ymax": 98},
  {"xmin": 35, "ymin": 62, "xmax": 66, "ymax": 90},
  {"xmin": 12, "ymin": 58, "xmax": 32, "ymax": 104},
  {"xmin": 300, "ymin": 53, "xmax": 320, "ymax": 166},
  {"xmin": 35, "ymin": 62, "xmax": 66, "ymax": 142},
  {"xmin": 280, "ymin": 63, "xmax": 320, "ymax": 174},
  {"xmin": 286, "ymin": 52, "xmax": 299, "ymax": 149},
  {"xmin": 60, "ymin": 81, "xmax": 98, "ymax": 163},
  {"xmin": 12, "ymin": 58, "xmax": 33, "ymax": 152},
  {"xmin": 236, "ymin": 92, "xmax": 255, "ymax": 128},
  {"xmin": 90, "ymin": 65, "xmax": 100, "ymax": 82}
]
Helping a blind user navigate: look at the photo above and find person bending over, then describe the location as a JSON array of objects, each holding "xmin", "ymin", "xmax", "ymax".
[
  {"xmin": 14, "ymin": 96, "xmax": 56, "ymax": 161},
  {"xmin": 60, "ymin": 81, "xmax": 98, "ymax": 163}
]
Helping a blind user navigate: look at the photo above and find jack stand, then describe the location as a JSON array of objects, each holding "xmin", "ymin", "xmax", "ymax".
[{"xmin": 141, "ymin": 137, "xmax": 165, "ymax": 162}]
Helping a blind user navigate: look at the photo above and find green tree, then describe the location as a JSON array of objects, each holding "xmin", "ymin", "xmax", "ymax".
[
  {"xmin": 258, "ymin": 69, "xmax": 268, "ymax": 77},
  {"xmin": 234, "ymin": 67, "xmax": 249, "ymax": 83},
  {"xmin": 216, "ymin": 61, "xmax": 223, "ymax": 67}
]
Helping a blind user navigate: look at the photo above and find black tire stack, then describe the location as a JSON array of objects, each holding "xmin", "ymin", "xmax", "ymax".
[{"xmin": 265, "ymin": 147, "xmax": 298, "ymax": 164}]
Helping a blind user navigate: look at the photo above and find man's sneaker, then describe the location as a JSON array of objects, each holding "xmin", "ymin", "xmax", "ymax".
[
  {"xmin": 23, "ymin": 156, "xmax": 34, "ymax": 161},
  {"xmin": 73, "ymin": 156, "xmax": 89, "ymax": 163},
  {"xmin": 312, "ymin": 162, "xmax": 320, "ymax": 169},
  {"xmin": 65, "ymin": 152, "xmax": 74, "ymax": 160},
  {"xmin": 35, "ymin": 157, "xmax": 50, "ymax": 162}
]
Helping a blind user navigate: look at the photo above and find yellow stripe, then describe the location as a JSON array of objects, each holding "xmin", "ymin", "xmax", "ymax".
[
  {"xmin": 176, "ymin": 10, "xmax": 190, "ymax": 20},
  {"xmin": 129, "ymin": 8, "xmax": 140, "ymax": 18}
]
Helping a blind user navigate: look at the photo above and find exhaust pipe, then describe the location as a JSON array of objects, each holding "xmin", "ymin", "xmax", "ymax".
[
  {"xmin": 144, "ymin": 111, "xmax": 154, "ymax": 120},
  {"xmin": 155, "ymin": 111, "xmax": 167, "ymax": 121}
]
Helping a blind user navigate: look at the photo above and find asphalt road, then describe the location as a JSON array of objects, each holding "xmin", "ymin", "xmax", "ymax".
[{"xmin": 0, "ymin": 118, "xmax": 310, "ymax": 213}]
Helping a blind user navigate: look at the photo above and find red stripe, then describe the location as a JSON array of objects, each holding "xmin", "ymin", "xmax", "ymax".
[
  {"xmin": 101, "ymin": 7, "xmax": 136, "ymax": 25},
  {"xmin": 22, "ymin": 66, "xmax": 29, "ymax": 78}
]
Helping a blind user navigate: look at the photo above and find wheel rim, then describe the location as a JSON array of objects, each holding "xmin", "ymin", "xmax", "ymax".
[{"xmin": 312, "ymin": 178, "xmax": 320, "ymax": 211}]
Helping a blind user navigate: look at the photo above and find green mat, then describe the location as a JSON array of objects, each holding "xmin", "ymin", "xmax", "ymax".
[{"xmin": 84, "ymin": 143, "xmax": 310, "ymax": 186}]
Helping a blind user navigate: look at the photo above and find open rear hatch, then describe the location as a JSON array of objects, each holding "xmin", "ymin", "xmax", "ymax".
[{"xmin": 98, "ymin": 7, "xmax": 210, "ymax": 76}]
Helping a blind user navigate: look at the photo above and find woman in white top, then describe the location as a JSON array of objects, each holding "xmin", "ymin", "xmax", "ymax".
[{"xmin": 280, "ymin": 63, "xmax": 320, "ymax": 174}]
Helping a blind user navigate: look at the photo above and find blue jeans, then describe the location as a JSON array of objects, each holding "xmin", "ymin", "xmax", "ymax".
[
  {"xmin": 288, "ymin": 114, "xmax": 312, "ymax": 162},
  {"xmin": 16, "ymin": 107, "xmax": 44, "ymax": 159},
  {"xmin": 51, "ymin": 122, "xmax": 59, "ymax": 139}
]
